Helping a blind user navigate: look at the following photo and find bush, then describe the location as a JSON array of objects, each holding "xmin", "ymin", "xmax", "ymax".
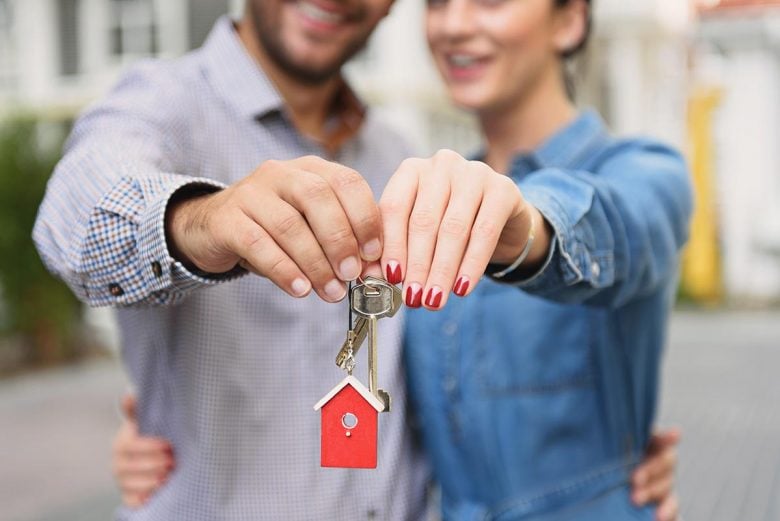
[{"xmin": 0, "ymin": 116, "xmax": 85, "ymax": 373}]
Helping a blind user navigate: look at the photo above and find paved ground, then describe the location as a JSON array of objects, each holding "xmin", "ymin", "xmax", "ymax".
[
  {"xmin": 1, "ymin": 309, "xmax": 778, "ymax": 521},
  {"xmin": 657, "ymin": 310, "xmax": 780, "ymax": 521}
]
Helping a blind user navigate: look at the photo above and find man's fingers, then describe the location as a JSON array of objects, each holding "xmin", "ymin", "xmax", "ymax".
[
  {"xmin": 649, "ymin": 428, "xmax": 682, "ymax": 453},
  {"xmin": 656, "ymin": 493, "xmax": 680, "ymax": 521},
  {"xmin": 297, "ymin": 157, "xmax": 384, "ymax": 262},
  {"xmin": 361, "ymin": 260, "xmax": 383, "ymax": 279},
  {"xmin": 229, "ymin": 210, "xmax": 314, "ymax": 299},
  {"xmin": 379, "ymin": 158, "xmax": 421, "ymax": 287},
  {"xmin": 275, "ymin": 169, "xmax": 361, "ymax": 283}
]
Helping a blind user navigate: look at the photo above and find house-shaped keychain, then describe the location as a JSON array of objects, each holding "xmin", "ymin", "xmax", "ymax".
[{"xmin": 314, "ymin": 375, "xmax": 385, "ymax": 468}]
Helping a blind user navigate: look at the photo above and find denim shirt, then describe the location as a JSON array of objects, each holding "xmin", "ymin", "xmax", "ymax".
[{"xmin": 404, "ymin": 111, "xmax": 693, "ymax": 521}]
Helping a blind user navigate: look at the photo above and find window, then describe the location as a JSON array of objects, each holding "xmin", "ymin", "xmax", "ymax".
[
  {"xmin": 110, "ymin": 0, "xmax": 158, "ymax": 58},
  {"xmin": 0, "ymin": 0, "xmax": 17, "ymax": 90},
  {"xmin": 58, "ymin": 0, "xmax": 80, "ymax": 76},
  {"xmin": 188, "ymin": 0, "xmax": 230, "ymax": 50}
]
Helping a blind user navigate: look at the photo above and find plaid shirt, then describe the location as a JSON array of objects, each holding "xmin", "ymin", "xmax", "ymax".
[{"xmin": 34, "ymin": 17, "xmax": 430, "ymax": 521}]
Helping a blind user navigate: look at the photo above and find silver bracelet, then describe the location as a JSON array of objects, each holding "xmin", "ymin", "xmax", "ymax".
[{"xmin": 491, "ymin": 213, "xmax": 536, "ymax": 279}]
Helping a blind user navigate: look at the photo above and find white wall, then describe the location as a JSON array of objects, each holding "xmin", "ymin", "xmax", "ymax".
[{"xmin": 709, "ymin": 48, "xmax": 780, "ymax": 300}]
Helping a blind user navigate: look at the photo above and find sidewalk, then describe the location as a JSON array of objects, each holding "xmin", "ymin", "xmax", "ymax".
[
  {"xmin": 1, "ymin": 310, "xmax": 779, "ymax": 520},
  {"xmin": 658, "ymin": 310, "xmax": 780, "ymax": 521}
]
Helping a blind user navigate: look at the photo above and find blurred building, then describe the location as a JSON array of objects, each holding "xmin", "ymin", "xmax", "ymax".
[
  {"xmin": 0, "ymin": 0, "xmax": 242, "ymax": 112},
  {"xmin": 690, "ymin": 0, "xmax": 780, "ymax": 302}
]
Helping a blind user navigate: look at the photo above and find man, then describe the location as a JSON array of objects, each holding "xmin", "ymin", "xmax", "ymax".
[{"xmin": 34, "ymin": 1, "xmax": 430, "ymax": 519}]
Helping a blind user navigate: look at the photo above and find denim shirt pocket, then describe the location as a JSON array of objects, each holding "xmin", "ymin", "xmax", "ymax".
[{"xmin": 473, "ymin": 283, "xmax": 596, "ymax": 395}]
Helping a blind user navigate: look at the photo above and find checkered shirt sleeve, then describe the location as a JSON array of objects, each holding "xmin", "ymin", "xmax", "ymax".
[{"xmin": 33, "ymin": 62, "xmax": 244, "ymax": 307}]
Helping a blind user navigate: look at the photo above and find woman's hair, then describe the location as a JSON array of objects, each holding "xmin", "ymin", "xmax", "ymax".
[{"xmin": 555, "ymin": 0, "xmax": 592, "ymax": 59}]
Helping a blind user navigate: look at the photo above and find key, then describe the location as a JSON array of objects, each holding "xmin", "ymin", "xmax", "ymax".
[
  {"xmin": 335, "ymin": 279, "xmax": 402, "ymax": 370},
  {"xmin": 335, "ymin": 316, "xmax": 368, "ymax": 370},
  {"xmin": 350, "ymin": 277, "xmax": 401, "ymax": 412}
]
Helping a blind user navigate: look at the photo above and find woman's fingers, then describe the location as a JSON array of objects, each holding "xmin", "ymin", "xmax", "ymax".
[
  {"xmin": 379, "ymin": 151, "xmax": 526, "ymax": 308},
  {"xmin": 454, "ymin": 174, "xmax": 521, "ymax": 298},
  {"xmin": 121, "ymin": 394, "xmax": 137, "ymax": 422},
  {"xmin": 422, "ymin": 161, "xmax": 486, "ymax": 308},
  {"xmin": 115, "ymin": 450, "xmax": 175, "ymax": 476},
  {"xmin": 113, "ymin": 405, "xmax": 177, "ymax": 509},
  {"xmin": 379, "ymin": 158, "xmax": 422, "ymax": 288}
]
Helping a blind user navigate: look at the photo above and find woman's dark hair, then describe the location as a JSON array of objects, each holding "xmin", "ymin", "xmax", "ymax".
[{"xmin": 555, "ymin": 0, "xmax": 592, "ymax": 59}]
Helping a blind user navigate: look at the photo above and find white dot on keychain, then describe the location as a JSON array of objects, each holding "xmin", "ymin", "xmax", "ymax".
[{"xmin": 346, "ymin": 431, "xmax": 351, "ymax": 437}]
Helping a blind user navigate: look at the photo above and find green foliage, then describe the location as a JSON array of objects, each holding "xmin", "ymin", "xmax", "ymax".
[{"xmin": 0, "ymin": 116, "xmax": 82, "ymax": 366}]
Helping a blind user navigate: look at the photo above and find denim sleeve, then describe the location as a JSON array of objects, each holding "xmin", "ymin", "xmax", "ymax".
[
  {"xmin": 497, "ymin": 141, "xmax": 693, "ymax": 308},
  {"xmin": 32, "ymin": 61, "xmax": 244, "ymax": 307}
]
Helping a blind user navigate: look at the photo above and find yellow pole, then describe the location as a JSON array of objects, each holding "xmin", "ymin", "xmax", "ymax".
[{"xmin": 681, "ymin": 87, "xmax": 722, "ymax": 304}]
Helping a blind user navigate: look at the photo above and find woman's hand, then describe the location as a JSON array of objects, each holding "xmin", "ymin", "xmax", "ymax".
[
  {"xmin": 631, "ymin": 428, "xmax": 682, "ymax": 521},
  {"xmin": 379, "ymin": 149, "xmax": 550, "ymax": 309},
  {"xmin": 112, "ymin": 395, "xmax": 175, "ymax": 508}
]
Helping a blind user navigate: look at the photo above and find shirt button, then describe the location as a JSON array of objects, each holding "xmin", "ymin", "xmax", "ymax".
[
  {"xmin": 108, "ymin": 283, "xmax": 124, "ymax": 297},
  {"xmin": 367, "ymin": 509, "xmax": 377, "ymax": 519},
  {"xmin": 591, "ymin": 262, "xmax": 600, "ymax": 278},
  {"xmin": 151, "ymin": 261, "xmax": 163, "ymax": 278},
  {"xmin": 443, "ymin": 322, "xmax": 458, "ymax": 336}
]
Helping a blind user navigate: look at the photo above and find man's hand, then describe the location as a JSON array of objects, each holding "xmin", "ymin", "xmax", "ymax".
[
  {"xmin": 167, "ymin": 156, "xmax": 383, "ymax": 302},
  {"xmin": 112, "ymin": 395, "xmax": 174, "ymax": 509},
  {"xmin": 631, "ymin": 428, "xmax": 682, "ymax": 521}
]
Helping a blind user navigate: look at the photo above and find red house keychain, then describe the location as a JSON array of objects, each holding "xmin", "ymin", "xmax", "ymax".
[
  {"xmin": 314, "ymin": 375, "xmax": 384, "ymax": 468},
  {"xmin": 314, "ymin": 278, "xmax": 401, "ymax": 469}
]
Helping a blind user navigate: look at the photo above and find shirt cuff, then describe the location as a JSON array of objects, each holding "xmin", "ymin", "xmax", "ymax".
[
  {"xmin": 135, "ymin": 178, "xmax": 246, "ymax": 305},
  {"xmin": 487, "ymin": 175, "xmax": 612, "ymax": 294},
  {"xmin": 85, "ymin": 175, "xmax": 246, "ymax": 306}
]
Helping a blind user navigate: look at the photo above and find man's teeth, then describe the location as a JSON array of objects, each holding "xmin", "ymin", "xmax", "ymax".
[
  {"xmin": 299, "ymin": 1, "xmax": 344, "ymax": 24},
  {"xmin": 451, "ymin": 55, "xmax": 478, "ymax": 67}
]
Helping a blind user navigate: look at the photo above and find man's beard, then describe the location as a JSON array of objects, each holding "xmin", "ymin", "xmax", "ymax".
[{"xmin": 249, "ymin": 0, "xmax": 373, "ymax": 85}]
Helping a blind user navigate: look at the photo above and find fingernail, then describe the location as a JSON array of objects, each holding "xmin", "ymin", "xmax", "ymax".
[
  {"xmin": 405, "ymin": 283, "xmax": 423, "ymax": 308},
  {"xmin": 291, "ymin": 278, "xmax": 310, "ymax": 297},
  {"xmin": 425, "ymin": 286, "xmax": 443, "ymax": 308},
  {"xmin": 362, "ymin": 239, "xmax": 381, "ymax": 260},
  {"xmin": 453, "ymin": 276, "xmax": 470, "ymax": 297},
  {"xmin": 385, "ymin": 260, "xmax": 402, "ymax": 285},
  {"xmin": 339, "ymin": 256, "xmax": 360, "ymax": 281},
  {"xmin": 324, "ymin": 279, "xmax": 346, "ymax": 301}
]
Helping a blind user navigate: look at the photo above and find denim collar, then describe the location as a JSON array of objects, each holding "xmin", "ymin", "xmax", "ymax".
[{"xmin": 508, "ymin": 109, "xmax": 610, "ymax": 177}]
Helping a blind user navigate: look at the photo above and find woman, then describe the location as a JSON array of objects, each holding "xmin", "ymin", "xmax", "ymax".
[
  {"xmin": 379, "ymin": 0, "xmax": 692, "ymax": 518},
  {"xmin": 113, "ymin": 0, "xmax": 690, "ymax": 518}
]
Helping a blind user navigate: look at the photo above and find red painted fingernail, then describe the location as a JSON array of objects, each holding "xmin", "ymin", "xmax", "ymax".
[
  {"xmin": 385, "ymin": 260, "xmax": 402, "ymax": 285},
  {"xmin": 405, "ymin": 283, "xmax": 423, "ymax": 308},
  {"xmin": 425, "ymin": 286, "xmax": 443, "ymax": 308},
  {"xmin": 454, "ymin": 276, "xmax": 470, "ymax": 297}
]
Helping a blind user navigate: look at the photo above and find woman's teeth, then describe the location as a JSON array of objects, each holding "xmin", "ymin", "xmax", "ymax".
[
  {"xmin": 298, "ymin": 1, "xmax": 345, "ymax": 24},
  {"xmin": 450, "ymin": 55, "xmax": 479, "ymax": 67}
]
